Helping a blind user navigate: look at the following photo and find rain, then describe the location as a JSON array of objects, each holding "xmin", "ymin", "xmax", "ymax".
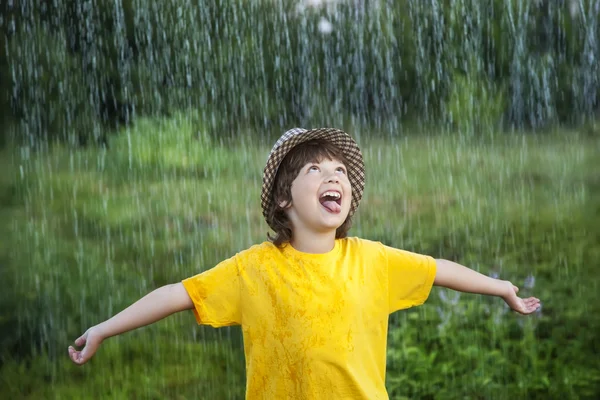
[{"xmin": 1, "ymin": 0, "xmax": 599, "ymax": 398}]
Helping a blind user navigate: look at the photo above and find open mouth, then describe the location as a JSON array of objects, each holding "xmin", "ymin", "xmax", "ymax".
[{"xmin": 319, "ymin": 191, "xmax": 342, "ymax": 213}]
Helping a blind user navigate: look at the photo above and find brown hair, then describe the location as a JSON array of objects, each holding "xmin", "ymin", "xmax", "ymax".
[{"xmin": 266, "ymin": 139, "xmax": 354, "ymax": 246}]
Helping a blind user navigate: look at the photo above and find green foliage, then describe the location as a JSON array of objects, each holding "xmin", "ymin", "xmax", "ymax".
[
  {"xmin": 2, "ymin": 0, "xmax": 599, "ymax": 144},
  {"xmin": 0, "ymin": 111, "xmax": 263, "ymax": 361},
  {"xmin": 0, "ymin": 338, "xmax": 245, "ymax": 399},
  {"xmin": 364, "ymin": 131, "xmax": 600, "ymax": 399},
  {"xmin": 7, "ymin": 26, "xmax": 98, "ymax": 146},
  {"xmin": 447, "ymin": 68, "xmax": 506, "ymax": 135}
]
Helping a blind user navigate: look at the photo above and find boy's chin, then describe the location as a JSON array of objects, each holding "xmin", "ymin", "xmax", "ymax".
[{"xmin": 319, "ymin": 218, "xmax": 347, "ymax": 231}]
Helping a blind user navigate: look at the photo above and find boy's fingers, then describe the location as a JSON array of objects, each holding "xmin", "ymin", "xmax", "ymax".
[
  {"xmin": 522, "ymin": 298, "xmax": 541, "ymax": 312},
  {"xmin": 68, "ymin": 344, "xmax": 88, "ymax": 364},
  {"xmin": 75, "ymin": 351, "xmax": 86, "ymax": 364},
  {"xmin": 74, "ymin": 333, "xmax": 87, "ymax": 346},
  {"xmin": 526, "ymin": 298, "xmax": 541, "ymax": 307},
  {"xmin": 68, "ymin": 347, "xmax": 80, "ymax": 363}
]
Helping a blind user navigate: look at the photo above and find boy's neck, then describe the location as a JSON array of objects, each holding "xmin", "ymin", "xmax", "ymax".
[{"xmin": 290, "ymin": 230, "xmax": 336, "ymax": 254}]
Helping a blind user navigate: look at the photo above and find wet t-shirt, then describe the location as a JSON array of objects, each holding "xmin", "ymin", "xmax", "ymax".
[{"xmin": 182, "ymin": 237, "xmax": 436, "ymax": 399}]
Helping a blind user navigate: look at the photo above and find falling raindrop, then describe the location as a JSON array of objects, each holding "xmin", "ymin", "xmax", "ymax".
[{"xmin": 318, "ymin": 17, "xmax": 333, "ymax": 34}]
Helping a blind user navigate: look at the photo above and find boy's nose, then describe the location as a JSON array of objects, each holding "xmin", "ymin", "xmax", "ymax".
[{"xmin": 325, "ymin": 175, "xmax": 340, "ymax": 183}]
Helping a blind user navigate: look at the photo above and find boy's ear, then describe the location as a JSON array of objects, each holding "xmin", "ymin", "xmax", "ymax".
[{"xmin": 278, "ymin": 199, "xmax": 291, "ymax": 209}]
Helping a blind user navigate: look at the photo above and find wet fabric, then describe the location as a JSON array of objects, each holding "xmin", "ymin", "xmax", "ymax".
[{"xmin": 182, "ymin": 237, "xmax": 436, "ymax": 399}]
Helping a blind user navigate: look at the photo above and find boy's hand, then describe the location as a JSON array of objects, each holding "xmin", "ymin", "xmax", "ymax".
[
  {"xmin": 67, "ymin": 283, "xmax": 193, "ymax": 366},
  {"xmin": 68, "ymin": 327, "xmax": 104, "ymax": 365},
  {"xmin": 501, "ymin": 281, "xmax": 541, "ymax": 315}
]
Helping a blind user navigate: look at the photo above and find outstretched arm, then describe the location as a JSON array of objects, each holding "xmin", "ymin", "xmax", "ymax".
[
  {"xmin": 68, "ymin": 282, "xmax": 193, "ymax": 365},
  {"xmin": 434, "ymin": 259, "xmax": 540, "ymax": 315}
]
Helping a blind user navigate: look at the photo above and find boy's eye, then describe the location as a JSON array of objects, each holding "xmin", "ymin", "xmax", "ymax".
[
  {"xmin": 336, "ymin": 167, "xmax": 347, "ymax": 174},
  {"xmin": 308, "ymin": 165, "xmax": 319, "ymax": 172}
]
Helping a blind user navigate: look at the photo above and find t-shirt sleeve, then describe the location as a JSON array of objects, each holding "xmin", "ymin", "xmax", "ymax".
[
  {"xmin": 182, "ymin": 255, "xmax": 241, "ymax": 327},
  {"xmin": 385, "ymin": 244, "xmax": 437, "ymax": 313}
]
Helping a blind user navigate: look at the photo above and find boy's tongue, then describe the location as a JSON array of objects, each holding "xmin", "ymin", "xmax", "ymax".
[{"xmin": 321, "ymin": 200, "xmax": 341, "ymax": 214}]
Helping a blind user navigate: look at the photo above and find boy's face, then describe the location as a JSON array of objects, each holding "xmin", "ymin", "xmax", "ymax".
[{"xmin": 281, "ymin": 157, "xmax": 352, "ymax": 235}]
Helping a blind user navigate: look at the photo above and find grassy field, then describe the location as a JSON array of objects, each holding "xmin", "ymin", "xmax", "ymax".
[{"xmin": 1, "ymin": 114, "xmax": 599, "ymax": 399}]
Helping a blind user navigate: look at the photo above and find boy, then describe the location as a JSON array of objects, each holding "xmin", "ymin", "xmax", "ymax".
[{"xmin": 68, "ymin": 128, "xmax": 540, "ymax": 399}]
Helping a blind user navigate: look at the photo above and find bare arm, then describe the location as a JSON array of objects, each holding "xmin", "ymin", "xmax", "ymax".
[
  {"xmin": 434, "ymin": 259, "xmax": 540, "ymax": 315},
  {"xmin": 68, "ymin": 282, "xmax": 193, "ymax": 365}
]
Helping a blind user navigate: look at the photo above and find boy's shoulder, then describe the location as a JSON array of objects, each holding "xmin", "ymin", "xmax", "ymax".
[
  {"xmin": 235, "ymin": 241, "xmax": 277, "ymax": 257},
  {"xmin": 342, "ymin": 236, "xmax": 386, "ymax": 249}
]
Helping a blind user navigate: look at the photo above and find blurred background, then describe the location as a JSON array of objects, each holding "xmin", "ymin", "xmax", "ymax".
[{"xmin": 0, "ymin": 0, "xmax": 599, "ymax": 399}]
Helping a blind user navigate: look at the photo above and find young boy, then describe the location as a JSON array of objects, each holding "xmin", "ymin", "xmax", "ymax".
[{"xmin": 68, "ymin": 128, "xmax": 540, "ymax": 399}]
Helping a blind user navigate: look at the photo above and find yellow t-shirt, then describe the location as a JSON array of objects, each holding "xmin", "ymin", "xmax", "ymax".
[{"xmin": 182, "ymin": 237, "xmax": 436, "ymax": 399}]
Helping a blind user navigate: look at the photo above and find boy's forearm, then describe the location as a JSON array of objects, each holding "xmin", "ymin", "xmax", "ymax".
[
  {"xmin": 94, "ymin": 283, "xmax": 193, "ymax": 340},
  {"xmin": 433, "ymin": 259, "xmax": 511, "ymax": 298}
]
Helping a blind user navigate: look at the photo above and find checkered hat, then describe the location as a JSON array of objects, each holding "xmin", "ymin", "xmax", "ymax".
[{"xmin": 261, "ymin": 127, "xmax": 365, "ymax": 230}]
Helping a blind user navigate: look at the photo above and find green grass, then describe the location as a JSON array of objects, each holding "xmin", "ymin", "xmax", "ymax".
[
  {"xmin": 1, "ymin": 114, "xmax": 599, "ymax": 399},
  {"xmin": 1, "ymin": 335, "xmax": 245, "ymax": 399}
]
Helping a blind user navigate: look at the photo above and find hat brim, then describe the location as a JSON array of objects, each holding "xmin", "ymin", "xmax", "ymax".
[{"xmin": 261, "ymin": 128, "xmax": 365, "ymax": 230}]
